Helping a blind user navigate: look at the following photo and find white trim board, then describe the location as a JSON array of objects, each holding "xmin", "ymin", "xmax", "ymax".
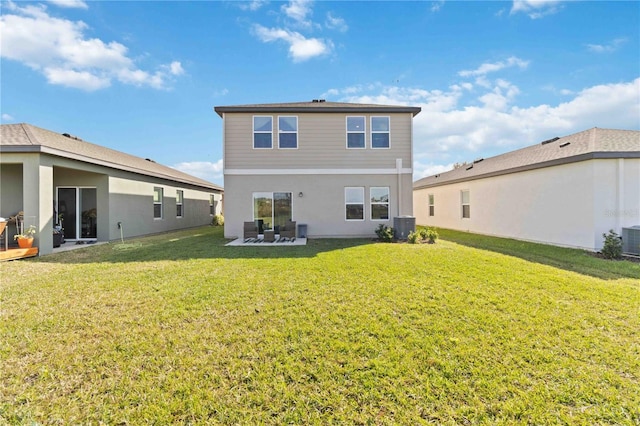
[{"xmin": 225, "ymin": 168, "xmax": 413, "ymax": 175}]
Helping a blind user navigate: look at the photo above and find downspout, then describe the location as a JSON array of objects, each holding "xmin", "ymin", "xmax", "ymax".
[
  {"xmin": 617, "ymin": 158, "xmax": 624, "ymax": 231},
  {"xmin": 396, "ymin": 158, "xmax": 402, "ymax": 216}
]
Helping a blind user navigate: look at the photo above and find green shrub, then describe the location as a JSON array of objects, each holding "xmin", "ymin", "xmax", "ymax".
[
  {"xmin": 212, "ymin": 214, "xmax": 225, "ymax": 226},
  {"xmin": 407, "ymin": 231, "xmax": 420, "ymax": 244},
  {"xmin": 424, "ymin": 227, "xmax": 439, "ymax": 244},
  {"xmin": 601, "ymin": 229, "xmax": 622, "ymax": 259},
  {"xmin": 375, "ymin": 224, "xmax": 394, "ymax": 243}
]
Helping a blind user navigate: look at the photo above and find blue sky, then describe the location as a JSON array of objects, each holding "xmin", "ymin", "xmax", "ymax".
[{"xmin": 1, "ymin": 0, "xmax": 639, "ymax": 186}]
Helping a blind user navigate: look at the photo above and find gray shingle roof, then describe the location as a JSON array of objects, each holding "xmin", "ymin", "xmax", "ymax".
[
  {"xmin": 414, "ymin": 127, "xmax": 640, "ymax": 190},
  {"xmin": 1, "ymin": 123, "xmax": 223, "ymax": 192},
  {"xmin": 214, "ymin": 100, "xmax": 421, "ymax": 117}
]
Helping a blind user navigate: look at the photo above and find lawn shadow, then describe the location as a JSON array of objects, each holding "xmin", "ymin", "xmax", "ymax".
[
  {"xmin": 36, "ymin": 226, "xmax": 374, "ymax": 264},
  {"xmin": 436, "ymin": 228, "xmax": 640, "ymax": 281}
]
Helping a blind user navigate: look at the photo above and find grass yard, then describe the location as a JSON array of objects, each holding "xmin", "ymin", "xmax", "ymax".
[{"xmin": 1, "ymin": 226, "xmax": 638, "ymax": 424}]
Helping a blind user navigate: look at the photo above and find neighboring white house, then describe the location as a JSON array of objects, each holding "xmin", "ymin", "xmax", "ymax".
[
  {"xmin": 214, "ymin": 100, "xmax": 421, "ymax": 239},
  {"xmin": 1, "ymin": 123, "xmax": 223, "ymax": 256},
  {"xmin": 413, "ymin": 128, "xmax": 640, "ymax": 252}
]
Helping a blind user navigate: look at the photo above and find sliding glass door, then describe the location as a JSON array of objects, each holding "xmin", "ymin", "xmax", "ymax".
[
  {"xmin": 253, "ymin": 192, "xmax": 292, "ymax": 232},
  {"xmin": 57, "ymin": 187, "xmax": 97, "ymax": 240}
]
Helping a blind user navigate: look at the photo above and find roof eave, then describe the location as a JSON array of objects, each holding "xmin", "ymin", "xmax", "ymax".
[
  {"xmin": 413, "ymin": 151, "xmax": 640, "ymax": 190},
  {"xmin": 214, "ymin": 105, "xmax": 421, "ymax": 117}
]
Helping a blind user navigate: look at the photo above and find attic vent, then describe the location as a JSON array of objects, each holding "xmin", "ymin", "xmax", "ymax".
[
  {"xmin": 435, "ymin": 174, "xmax": 440, "ymax": 178},
  {"xmin": 62, "ymin": 133, "xmax": 82, "ymax": 141},
  {"xmin": 145, "ymin": 158, "xmax": 156, "ymax": 163},
  {"xmin": 559, "ymin": 142, "xmax": 570, "ymax": 148},
  {"xmin": 473, "ymin": 158, "xmax": 484, "ymax": 164},
  {"xmin": 541, "ymin": 137, "xmax": 560, "ymax": 145},
  {"xmin": 465, "ymin": 164, "xmax": 473, "ymax": 170},
  {"xmin": 311, "ymin": 99, "xmax": 326, "ymax": 103}
]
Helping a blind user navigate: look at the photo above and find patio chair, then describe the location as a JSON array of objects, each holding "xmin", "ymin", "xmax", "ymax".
[
  {"xmin": 244, "ymin": 221, "xmax": 258, "ymax": 239},
  {"xmin": 279, "ymin": 221, "xmax": 296, "ymax": 239}
]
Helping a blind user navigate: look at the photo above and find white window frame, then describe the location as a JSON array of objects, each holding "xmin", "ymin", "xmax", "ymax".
[
  {"xmin": 278, "ymin": 116, "xmax": 298, "ymax": 149},
  {"xmin": 153, "ymin": 187, "xmax": 163, "ymax": 219},
  {"xmin": 210, "ymin": 194, "xmax": 216, "ymax": 216},
  {"xmin": 176, "ymin": 190, "xmax": 184, "ymax": 218},
  {"xmin": 253, "ymin": 116, "xmax": 273, "ymax": 149},
  {"xmin": 345, "ymin": 187, "xmax": 365, "ymax": 221},
  {"xmin": 428, "ymin": 194, "xmax": 435, "ymax": 217},
  {"xmin": 370, "ymin": 116, "xmax": 390, "ymax": 149},
  {"xmin": 346, "ymin": 116, "xmax": 366, "ymax": 149},
  {"xmin": 461, "ymin": 190, "xmax": 470, "ymax": 219},
  {"xmin": 370, "ymin": 187, "xmax": 390, "ymax": 221}
]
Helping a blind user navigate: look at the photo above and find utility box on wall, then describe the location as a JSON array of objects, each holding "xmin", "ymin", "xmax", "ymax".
[
  {"xmin": 622, "ymin": 226, "xmax": 640, "ymax": 255},
  {"xmin": 393, "ymin": 216, "xmax": 415, "ymax": 240}
]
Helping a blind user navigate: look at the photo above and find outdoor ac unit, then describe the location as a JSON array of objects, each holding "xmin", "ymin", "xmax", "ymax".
[
  {"xmin": 622, "ymin": 226, "xmax": 640, "ymax": 256},
  {"xmin": 393, "ymin": 216, "xmax": 416, "ymax": 240}
]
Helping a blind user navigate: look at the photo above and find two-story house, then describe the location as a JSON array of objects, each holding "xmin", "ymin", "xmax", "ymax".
[{"xmin": 214, "ymin": 101, "xmax": 421, "ymax": 239}]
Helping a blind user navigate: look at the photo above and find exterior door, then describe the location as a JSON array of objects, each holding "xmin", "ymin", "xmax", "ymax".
[{"xmin": 57, "ymin": 187, "xmax": 97, "ymax": 240}]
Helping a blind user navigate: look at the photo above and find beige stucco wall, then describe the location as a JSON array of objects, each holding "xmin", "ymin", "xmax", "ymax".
[
  {"xmin": 224, "ymin": 173, "xmax": 413, "ymax": 239},
  {"xmin": 223, "ymin": 112, "xmax": 413, "ymax": 170},
  {"xmin": 413, "ymin": 158, "xmax": 640, "ymax": 251}
]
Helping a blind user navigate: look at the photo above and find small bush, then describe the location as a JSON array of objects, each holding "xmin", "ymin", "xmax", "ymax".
[
  {"xmin": 424, "ymin": 227, "xmax": 439, "ymax": 244},
  {"xmin": 212, "ymin": 214, "xmax": 225, "ymax": 226},
  {"xmin": 375, "ymin": 224, "xmax": 394, "ymax": 243},
  {"xmin": 601, "ymin": 229, "xmax": 622, "ymax": 259},
  {"xmin": 407, "ymin": 231, "xmax": 420, "ymax": 244}
]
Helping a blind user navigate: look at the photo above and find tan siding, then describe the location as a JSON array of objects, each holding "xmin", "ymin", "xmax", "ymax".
[{"xmin": 224, "ymin": 112, "xmax": 412, "ymax": 170}]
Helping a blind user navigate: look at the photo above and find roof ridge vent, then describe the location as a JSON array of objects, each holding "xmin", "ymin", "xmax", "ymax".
[
  {"xmin": 465, "ymin": 164, "xmax": 474, "ymax": 170},
  {"xmin": 473, "ymin": 158, "xmax": 484, "ymax": 164},
  {"xmin": 559, "ymin": 142, "xmax": 570, "ymax": 148},
  {"xmin": 541, "ymin": 136, "xmax": 560, "ymax": 145}
]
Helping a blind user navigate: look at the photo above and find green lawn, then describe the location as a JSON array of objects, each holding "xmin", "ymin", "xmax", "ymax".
[{"xmin": 1, "ymin": 226, "xmax": 638, "ymax": 424}]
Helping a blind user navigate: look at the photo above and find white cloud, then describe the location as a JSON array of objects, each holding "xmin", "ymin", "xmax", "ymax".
[
  {"xmin": 510, "ymin": 0, "xmax": 563, "ymax": 19},
  {"xmin": 47, "ymin": 0, "xmax": 88, "ymax": 9},
  {"xmin": 587, "ymin": 37, "xmax": 627, "ymax": 53},
  {"xmin": 325, "ymin": 12, "xmax": 348, "ymax": 32},
  {"xmin": 459, "ymin": 56, "xmax": 529, "ymax": 77},
  {"xmin": 172, "ymin": 159, "xmax": 224, "ymax": 183},
  {"xmin": 431, "ymin": 1, "xmax": 445, "ymax": 13},
  {"xmin": 252, "ymin": 24, "xmax": 332, "ymax": 62},
  {"xmin": 282, "ymin": 0, "xmax": 314, "ymax": 28},
  {"xmin": 329, "ymin": 77, "xmax": 640, "ymax": 177},
  {"xmin": 2, "ymin": 113, "xmax": 15, "ymax": 121},
  {"xmin": 237, "ymin": 0, "xmax": 267, "ymax": 12},
  {"xmin": 0, "ymin": 2, "xmax": 184, "ymax": 91}
]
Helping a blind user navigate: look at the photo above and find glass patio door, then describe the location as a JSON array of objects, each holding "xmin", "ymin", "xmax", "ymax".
[
  {"xmin": 253, "ymin": 192, "xmax": 292, "ymax": 232},
  {"xmin": 57, "ymin": 187, "xmax": 97, "ymax": 240}
]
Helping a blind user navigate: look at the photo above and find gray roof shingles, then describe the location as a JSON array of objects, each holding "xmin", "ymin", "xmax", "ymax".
[
  {"xmin": 214, "ymin": 100, "xmax": 421, "ymax": 117},
  {"xmin": 414, "ymin": 127, "xmax": 640, "ymax": 189},
  {"xmin": 1, "ymin": 123, "xmax": 222, "ymax": 191}
]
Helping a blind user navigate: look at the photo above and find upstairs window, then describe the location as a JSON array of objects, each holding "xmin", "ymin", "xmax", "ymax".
[
  {"xmin": 278, "ymin": 116, "xmax": 298, "ymax": 148},
  {"xmin": 371, "ymin": 116, "xmax": 390, "ymax": 148},
  {"xmin": 253, "ymin": 116, "xmax": 273, "ymax": 149},
  {"xmin": 346, "ymin": 116, "xmax": 365, "ymax": 149},
  {"xmin": 345, "ymin": 187, "xmax": 364, "ymax": 220},
  {"xmin": 176, "ymin": 190, "xmax": 183, "ymax": 218},
  {"xmin": 153, "ymin": 187, "xmax": 163, "ymax": 219},
  {"xmin": 370, "ymin": 187, "xmax": 390, "ymax": 220},
  {"xmin": 428, "ymin": 194, "xmax": 435, "ymax": 217},
  {"xmin": 461, "ymin": 190, "xmax": 470, "ymax": 219}
]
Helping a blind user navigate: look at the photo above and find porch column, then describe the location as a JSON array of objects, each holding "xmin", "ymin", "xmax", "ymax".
[{"xmin": 23, "ymin": 155, "xmax": 54, "ymax": 255}]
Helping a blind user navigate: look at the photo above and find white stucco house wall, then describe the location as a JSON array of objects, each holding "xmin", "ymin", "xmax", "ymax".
[
  {"xmin": 413, "ymin": 128, "xmax": 640, "ymax": 252},
  {"xmin": 1, "ymin": 123, "xmax": 223, "ymax": 256},
  {"xmin": 214, "ymin": 100, "xmax": 421, "ymax": 239}
]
